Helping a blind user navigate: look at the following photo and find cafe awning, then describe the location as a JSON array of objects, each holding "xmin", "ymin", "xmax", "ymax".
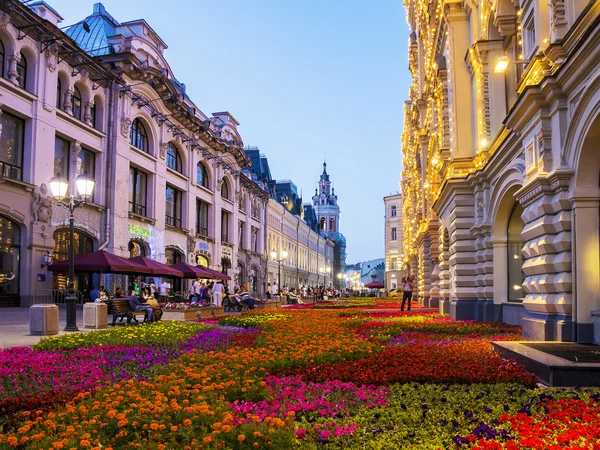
[
  {"xmin": 48, "ymin": 250, "xmax": 153, "ymax": 274},
  {"xmin": 129, "ymin": 256, "xmax": 184, "ymax": 277}
]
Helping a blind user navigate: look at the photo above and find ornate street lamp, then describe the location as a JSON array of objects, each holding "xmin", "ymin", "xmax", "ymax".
[
  {"xmin": 270, "ymin": 249, "xmax": 288, "ymax": 295},
  {"xmin": 49, "ymin": 171, "xmax": 95, "ymax": 332}
]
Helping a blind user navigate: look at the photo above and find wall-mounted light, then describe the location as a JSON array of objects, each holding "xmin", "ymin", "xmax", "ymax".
[{"xmin": 41, "ymin": 251, "xmax": 54, "ymax": 268}]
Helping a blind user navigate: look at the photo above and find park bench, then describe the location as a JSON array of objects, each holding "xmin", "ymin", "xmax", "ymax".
[
  {"xmin": 223, "ymin": 296, "xmax": 247, "ymax": 313},
  {"xmin": 110, "ymin": 299, "xmax": 147, "ymax": 326}
]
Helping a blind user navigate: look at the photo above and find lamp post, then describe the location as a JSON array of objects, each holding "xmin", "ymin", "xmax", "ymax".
[
  {"xmin": 270, "ymin": 249, "xmax": 288, "ymax": 295},
  {"xmin": 319, "ymin": 266, "xmax": 331, "ymax": 288},
  {"xmin": 49, "ymin": 172, "xmax": 95, "ymax": 332}
]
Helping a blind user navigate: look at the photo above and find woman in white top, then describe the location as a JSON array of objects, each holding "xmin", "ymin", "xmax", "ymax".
[{"xmin": 212, "ymin": 281, "xmax": 224, "ymax": 306}]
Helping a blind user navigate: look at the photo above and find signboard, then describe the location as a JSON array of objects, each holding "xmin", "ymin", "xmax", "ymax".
[
  {"xmin": 221, "ymin": 246, "xmax": 232, "ymax": 259},
  {"xmin": 197, "ymin": 242, "xmax": 209, "ymax": 252},
  {"xmin": 128, "ymin": 224, "xmax": 152, "ymax": 238},
  {"xmin": 37, "ymin": 274, "xmax": 46, "ymax": 282}
]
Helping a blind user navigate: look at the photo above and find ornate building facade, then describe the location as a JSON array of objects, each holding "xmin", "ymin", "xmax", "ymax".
[
  {"xmin": 401, "ymin": 0, "xmax": 600, "ymax": 342},
  {"xmin": 0, "ymin": 0, "xmax": 271, "ymax": 305}
]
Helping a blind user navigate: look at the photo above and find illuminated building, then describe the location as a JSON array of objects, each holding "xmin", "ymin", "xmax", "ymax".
[
  {"xmin": 401, "ymin": 0, "xmax": 600, "ymax": 342},
  {"xmin": 384, "ymin": 193, "xmax": 404, "ymax": 292}
]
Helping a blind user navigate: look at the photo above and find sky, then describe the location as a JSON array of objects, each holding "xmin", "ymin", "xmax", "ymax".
[{"xmin": 45, "ymin": 0, "xmax": 411, "ymax": 263}]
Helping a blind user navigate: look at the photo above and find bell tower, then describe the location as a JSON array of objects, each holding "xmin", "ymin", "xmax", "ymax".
[{"xmin": 312, "ymin": 162, "xmax": 340, "ymax": 236}]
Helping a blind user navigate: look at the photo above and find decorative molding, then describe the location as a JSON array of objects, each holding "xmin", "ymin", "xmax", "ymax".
[
  {"xmin": 120, "ymin": 115, "xmax": 131, "ymax": 138},
  {"xmin": 159, "ymin": 142, "xmax": 168, "ymax": 159},
  {"xmin": 0, "ymin": 11, "xmax": 10, "ymax": 30},
  {"xmin": 72, "ymin": 141, "xmax": 82, "ymax": 158}
]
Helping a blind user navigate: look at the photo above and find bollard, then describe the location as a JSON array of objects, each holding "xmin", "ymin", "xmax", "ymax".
[
  {"xmin": 30, "ymin": 304, "xmax": 59, "ymax": 336},
  {"xmin": 83, "ymin": 302, "xmax": 108, "ymax": 329}
]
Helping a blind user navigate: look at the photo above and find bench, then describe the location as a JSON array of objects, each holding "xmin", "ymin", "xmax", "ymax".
[
  {"xmin": 109, "ymin": 299, "xmax": 147, "ymax": 326},
  {"xmin": 223, "ymin": 296, "xmax": 247, "ymax": 313}
]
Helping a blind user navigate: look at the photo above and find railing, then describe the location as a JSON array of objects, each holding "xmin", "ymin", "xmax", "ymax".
[
  {"xmin": 196, "ymin": 225, "xmax": 208, "ymax": 236},
  {"xmin": 0, "ymin": 161, "xmax": 22, "ymax": 181},
  {"xmin": 221, "ymin": 232, "xmax": 229, "ymax": 243},
  {"xmin": 166, "ymin": 215, "xmax": 181, "ymax": 228},
  {"xmin": 129, "ymin": 202, "xmax": 146, "ymax": 217},
  {"xmin": 33, "ymin": 289, "xmax": 84, "ymax": 305}
]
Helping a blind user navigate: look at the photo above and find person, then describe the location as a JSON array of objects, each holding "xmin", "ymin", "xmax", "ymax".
[
  {"xmin": 142, "ymin": 286, "xmax": 153, "ymax": 302},
  {"xmin": 401, "ymin": 276, "xmax": 414, "ymax": 312},
  {"xmin": 199, "ymin": 282, "xmax": 210, "ymax": 305},
  {"xmin": 5, "ymin": 270, "xmax": 15, "ymax": 294},
  {"xmin": 149, "ymin": 280, "xmax": 157, "ymax": 297},
  {"xmin": 287, "ymin": 288, "xmax": 298, "ymax": 305},
  {"xmin": 212, "ymin": 281, "xmax": 224, "ymax": 307},
  {"xmin": 271, "ymin": 283, "xmax": 279, "ymax": 298},
  {"xmin": 127, "ymin": 289, "xmax": 155, "ymax": 323},
  {"xmin": 234, "ymin": 287, "xmax": 256, "ymax": 309},
  {"xmin": 242, "ymin": 283, "xmax": 249, "ymax": 293},
  {"xmin": 160, "ymin": 279, "xmax": 170, "ymax": 302},
  {"xmin": 266, "ymin": 282, "xmax": 272, "ymax": 300},
  {"xmin": 114, "ymin": 287, "xmax": 125, "ymax": 299},
  {"xmin": 90, "ymin": 286, "xmax": 100, "ymax": 302},
  {"xmin": 190, "ymin": 278, "xmax": 200, "ymax": 304}
]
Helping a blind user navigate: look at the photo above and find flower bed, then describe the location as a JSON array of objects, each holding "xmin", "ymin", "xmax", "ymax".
[{"xmin": 1, "ymin": 310, "xmax": 599, "ymax": 449}]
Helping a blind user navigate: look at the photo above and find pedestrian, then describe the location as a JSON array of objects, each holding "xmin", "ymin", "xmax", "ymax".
[
  {"xmin": 159, "ymin": 278, "xmax": 170, "ymax": 302},
  {"xmin": 149, "ymin": 279, "xmax": 157, "ymax": 297},
  {"xmin": 90, "ymin": 286, "xmax": 100, "ymax": 302},
  {"xmin": 271, "ymin": 282, "xmax": 279, "ymax": 297},
  {"xmin": 212, "ymin": 281, "xmax": 224, "ymax": 307},
  {"xmin": 266, "ymin": 282, "xmax": 272, "ymax": 300},
  {"xmin": 401, "ymin": 276, "xmax": 414, "ymax": 312}
]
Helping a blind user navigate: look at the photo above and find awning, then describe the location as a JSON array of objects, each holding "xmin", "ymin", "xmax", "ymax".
[
  {"xmin": 129, "ymin": 256, "xmax": 184, "ymax": 277},
  {"xmin": 364, "ymin": 281, "xmax": 385, "ymax": 289},
  {"xmin": 197, "ymin": 265, "xmax": 231, "ymax": 280},
  {"xmin": 170, "ymin": 262, "xmax": 215, "ymax": 279},
  {"xmin": 48, "ymin": 250, "xmax": 153, "ymax": 274}
]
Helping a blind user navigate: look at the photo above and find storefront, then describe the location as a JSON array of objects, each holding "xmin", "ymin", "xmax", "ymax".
[{"xmin": 0, "ymin": 215, "xmax": 21, "ymax": 306}]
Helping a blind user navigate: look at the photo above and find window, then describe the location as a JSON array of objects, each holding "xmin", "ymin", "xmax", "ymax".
[
  {"xmin": 130, "ymin": 118, "xmax": 148, "ymax": 152},
  {"xmin": 56, "ymin": 78, "xmax": 62, "ymax": 109},
  {"xmin": 72, "ymin": 86, "xmax": 82, "ymax": 120},
  {"xmin": 196, "ymin": 162, "xmax": 209, "ymax": 188},
  {"xmin": 507, "ymin": 203, "xmax": 526, "ymax": 302},
  {"xmin": 196, "ymin": 254, "xmax": 209, "ymax": 266},
  {"xmin": 391, "ymin": 205, "xmax": 397, "ymax": 217},
  {"xmin": 166, "ymin": 143, "xmax": 182, "ymax": 173},
  {"xmin": 251, "ymin": 226, "xmax": 258, "ymax": 253},
  {"xmin": 221, "ymin": 257, "xmax": 231, "ymax": 275},
  {"xmin": 391, "ymin": 227, "xmax": 397, "ymax": 241},
  {"xmin": 391, "ymin": 257, "xmax": 397, "ymax": 270},
  {"xmin": 129, "ymin": 167, "xmax": 147, "ymax": 216},
  {"xmin": 522, "ymin": 14, "xmax": 536, "ymax": 58},
  {"xmin": 196, "ymin": 198, "xmax": 209, "ymax": 236},
  {"xmin": 320, "ymin": 217, "xmax": 326, "ymax": 230},
  {"xmin": 54, "ymin": 137, "xmax": 69, "ymax": 180},
  {"xmin": 0, "ymin": 40, "xmax": 4, "ymax": 78},
  {"xmin": 221, "ymin": 209, "xmax": 230, "ymax": 242},
  {"xmin": 16, "ymin": 52, "xmax": 26, "ymax": 90},
  {"xmin": 0, "ymin": 215, "xmax": 21, "ymax": 295},
  {"xmin": 165, "ymin": 185, "xmax": 182, "ymax": 228},
  {"xmin": 221, "ymin": 179, "xmax": 229, "ymax": 199},
  {"xmin": 76, "ymin": 148, "xmax": 95, "ymax": 201},
  {"xmin": 90, "ymin": 101, "xmax": 96, "ymax": 128},
  {"xmin": 165, "ymin": 247, "xmax": 182, "ymax": 265},
  {"xmin": 238, "ymin": 221, "xmax": 245, "ymax": 249},
  {"xmin": 329, "ymin": 217, "xmax": 335, "ymax": 232},
  {"xmin": 52, "ymin": 228, "xmax": 93, "ymax": 291},
  {"xmin": 0, "ymin": 112, "xmax": 24, "ymax": 180}
]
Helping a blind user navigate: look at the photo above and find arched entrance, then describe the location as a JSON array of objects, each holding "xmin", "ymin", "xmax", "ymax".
[
  {"xmin": 165, "ymin": 247, "xmax": 183, "ymax": 293},
  {"xmin": 52, "ymin": 228, "xmax": 94, "ymax": 292},
  {"xmin": 128, "ymin": 239, "xmax": 147, "ymax": 258},
  {"xmin": 0, "ymin": 215, "xmax": 21, "ymax": 306},
  {"xmin": 507, "ymin": 203, "xmax": 525, "ymax": 302},
  {"xmin": 571, "ymin": 113, "xmax": 600, "ymax": 342},
  {"xmin": 196, "ymin": 254, "xmax": 209, "ymax": 267}
]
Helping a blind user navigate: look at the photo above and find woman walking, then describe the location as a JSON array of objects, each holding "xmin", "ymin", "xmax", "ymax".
[{"xmin": 401, "ymin": 276, "xmax": 414, "ymax": 312}]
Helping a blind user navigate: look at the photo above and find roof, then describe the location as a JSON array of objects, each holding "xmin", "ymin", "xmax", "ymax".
[
  {"xmin": 65, "ymin": 3, "xmax": 119, "ymax": 57},
  {"xmin": 320, "ymin": 161, "xmax": 330, "ymax": 182}
]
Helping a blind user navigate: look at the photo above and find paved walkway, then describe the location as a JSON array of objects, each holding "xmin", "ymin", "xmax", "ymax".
[{"xmin": 0, "ymin": 307, "xmax": 95, "ymax": 349}]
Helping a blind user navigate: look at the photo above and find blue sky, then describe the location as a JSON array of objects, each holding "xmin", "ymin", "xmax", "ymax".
[{"xmin": 46, "ymin": 0, "xmax": 410, "ymax": 263}]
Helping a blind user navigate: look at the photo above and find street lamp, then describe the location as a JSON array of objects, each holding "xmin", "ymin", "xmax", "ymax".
[
  {"xmin": 270, "ymin": 249, "xmax": 288, "ymax": 295},
  {"xmin": 493, "ymin": 55, "xmax": 531, "ymax": 73},
  {"xmin": 49, "ymin": 171, "xmax": 95, "ymax": 332},
  {"xmin": 319, "ymin": 266, "xmax": 331, "ymax": 288}
]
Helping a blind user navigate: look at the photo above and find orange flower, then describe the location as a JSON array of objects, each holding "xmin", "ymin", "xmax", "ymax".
[
  {"xmin": 238, "ymin": 435, "xmax": 246, "ymax": 442},
  {"xmin": 183, "ymin": 419, "xmax": 192, "ymax": 427},
  {"xmin": 203, "ymin": 437, "xmax": 212, "ymax": 444}
]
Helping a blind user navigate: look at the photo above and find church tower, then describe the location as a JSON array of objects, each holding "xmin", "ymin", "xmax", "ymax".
[{"xmin": 312, "ymin": 162, "xmax": 340, "ymax": 237}]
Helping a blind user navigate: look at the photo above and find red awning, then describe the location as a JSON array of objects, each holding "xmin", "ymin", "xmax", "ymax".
[
  {"xmin": 364, "ymin": 281, "xmax": 385, "ymax": 289},
  {"xmin": 129, "ymin": 256, "xmax": 184, "ymax": 277},
  {"xmin": 48, "ymin": 250, "xmax": 153, "ymax": 274},
  {"xmin": 170, "ymin": 262, "xmax": 215, "ymax": 279},
  {"xmin": 197, "ymin": 265, "xmax": 231, "ymax": 280}
]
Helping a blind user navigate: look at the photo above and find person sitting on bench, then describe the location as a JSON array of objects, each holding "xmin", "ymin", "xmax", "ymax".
[
  {"xmin": 127, "ymin": 289, "xmax": 155, "ymax": 323},
  {"xmin": 287, "ymin": 288, "xmax": 299, "ymax": 305},
  {"xmin": 233, "ymin": 288, "xmax": 256, "ymax": 310}
]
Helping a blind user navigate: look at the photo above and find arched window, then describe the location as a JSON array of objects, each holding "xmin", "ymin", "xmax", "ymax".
[
  {"xmin": 130, "ymin": 118, "xmax": 148, "ymax": 152},
  {"xmin": 56, "ymin": 77, "xmax": 62, "ymax": 108},
  {"xmin": 165, "ymin": 247, "xmax": 183, "ymax": 265},
  {"xmin": 196, "ymin": 254, "xmax": 209, "ymax": 267},
  {"xmin": 221, "ymin": 179, "xmax": 229, "ymax": 199},
  {"xmin": 90, "ymin": 100, "xmax": 96, "ymax": 128},
  {"xmin": 0, "ymin": 215, "xmax": 21, "ymax": 296},
  {"xmin": 16, "ymin": 52, "xmax": 26, "ymax": 90},
  {"xmin": 329, "ymin": 217, "xmax": 335, "ymax": 232},
  {"xmin": 196, "ymin": 162, "xmax": 209, "ymax": 188},
  {"xmin": 166, "ymin": 143, "xmax": 182, "ymax": 173},
  {"xmin": 72, "ymin": 86, "xmax": 82, "ymax": 120},
  {"xmin": 0, "ymin": 40, "xmax": 4, "ymax": 78},
  {"xmin": 320, "ymin": 217, "xmax": 326, "ymax": 230},
  {"xmin": 128, "ymin": 240, "xmax": 147, "ymax": 258}
]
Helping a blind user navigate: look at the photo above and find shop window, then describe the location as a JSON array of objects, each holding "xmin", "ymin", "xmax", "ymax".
[
  {"xmin": 129, "ymin": 167, "xmax": 148, "ymax": 217},
  {"xmin": 0, "ymin": 216, "xmax": 20, "ymax": 295},
  {"xmin": 165, "ymin": 185, "xmax": 182, "ymax": 228},
  {"xmin": 52, "ymin": 229, "xmax": 93, "ymax": 291}
]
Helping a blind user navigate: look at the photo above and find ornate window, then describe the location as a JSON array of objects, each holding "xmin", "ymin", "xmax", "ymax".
[
  {"xmin": 0, "ymin": 112, "xmax": 24, "ymax": 181},
  {"xmin": 16, "ymin": 52, "xmax": 26, "ymax": 90},
  {"xmin": 166, "ymin": 143, "xmax": 182, "ymax": 173},
  {"xmin": 507, "ymin": 203, "xmax": 526, "ymax": 302},
  {"xmin": 128, "ymin": 240, "xmax": 147, "ymax": 258},
  {"xmin": 196, "ymin": 162, "xmax": 209, "ymax": 188},
  {"xmin": 53, "ymin": 136, "xmax": 70, "ymax": 180},
  {"xmin": 130, "ymin": 118, "xmax": 148, "ymax": 152},
  {"xmin": 391, "ymin": 227, "xmax": 397, "ymax": 241},
  {"xmin": 72, "ymin": 86, "xmax": 82, "ymax": 120},
  {"xmin": 221, "ymin": 178, "xmax": 230, "ymax": 199},
  {"xmin": 165, "ymin": 247, "xmax": 182, "ymax": 265}
]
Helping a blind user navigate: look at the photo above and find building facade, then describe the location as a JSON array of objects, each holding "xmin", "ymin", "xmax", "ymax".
[
  {"xmin": 0, "ymin": 0, "xmax": 271, "ymax": 305},
  {"xmin": 401, "ymin": 0, "xmax": 600, "ymax": 342},
  {"xmin": 384, "ymin": 193, "xmax": 404, "ymax": 291}
]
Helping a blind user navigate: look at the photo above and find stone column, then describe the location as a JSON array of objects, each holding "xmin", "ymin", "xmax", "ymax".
[
  {"xmin": 438, "ymin": 223, "xmax": 450, "ymax": 314},
  {"xmin": 7, "ymin": 53, "xmax": 19, "ymax": 85},
  {"xmin": 570, "ymin": 188, "xmax": 600, "ymax": 343},
  {"xmin": 84, "ymin": 101, "xmax": 94, "ymax": 126},
  {"xmin": 63, "ymin": 88, "xmax": 74, "ymax": 115},
  {"xmin": 518, "ymin": 172, "xmax": 574, "ymax": 341}
]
